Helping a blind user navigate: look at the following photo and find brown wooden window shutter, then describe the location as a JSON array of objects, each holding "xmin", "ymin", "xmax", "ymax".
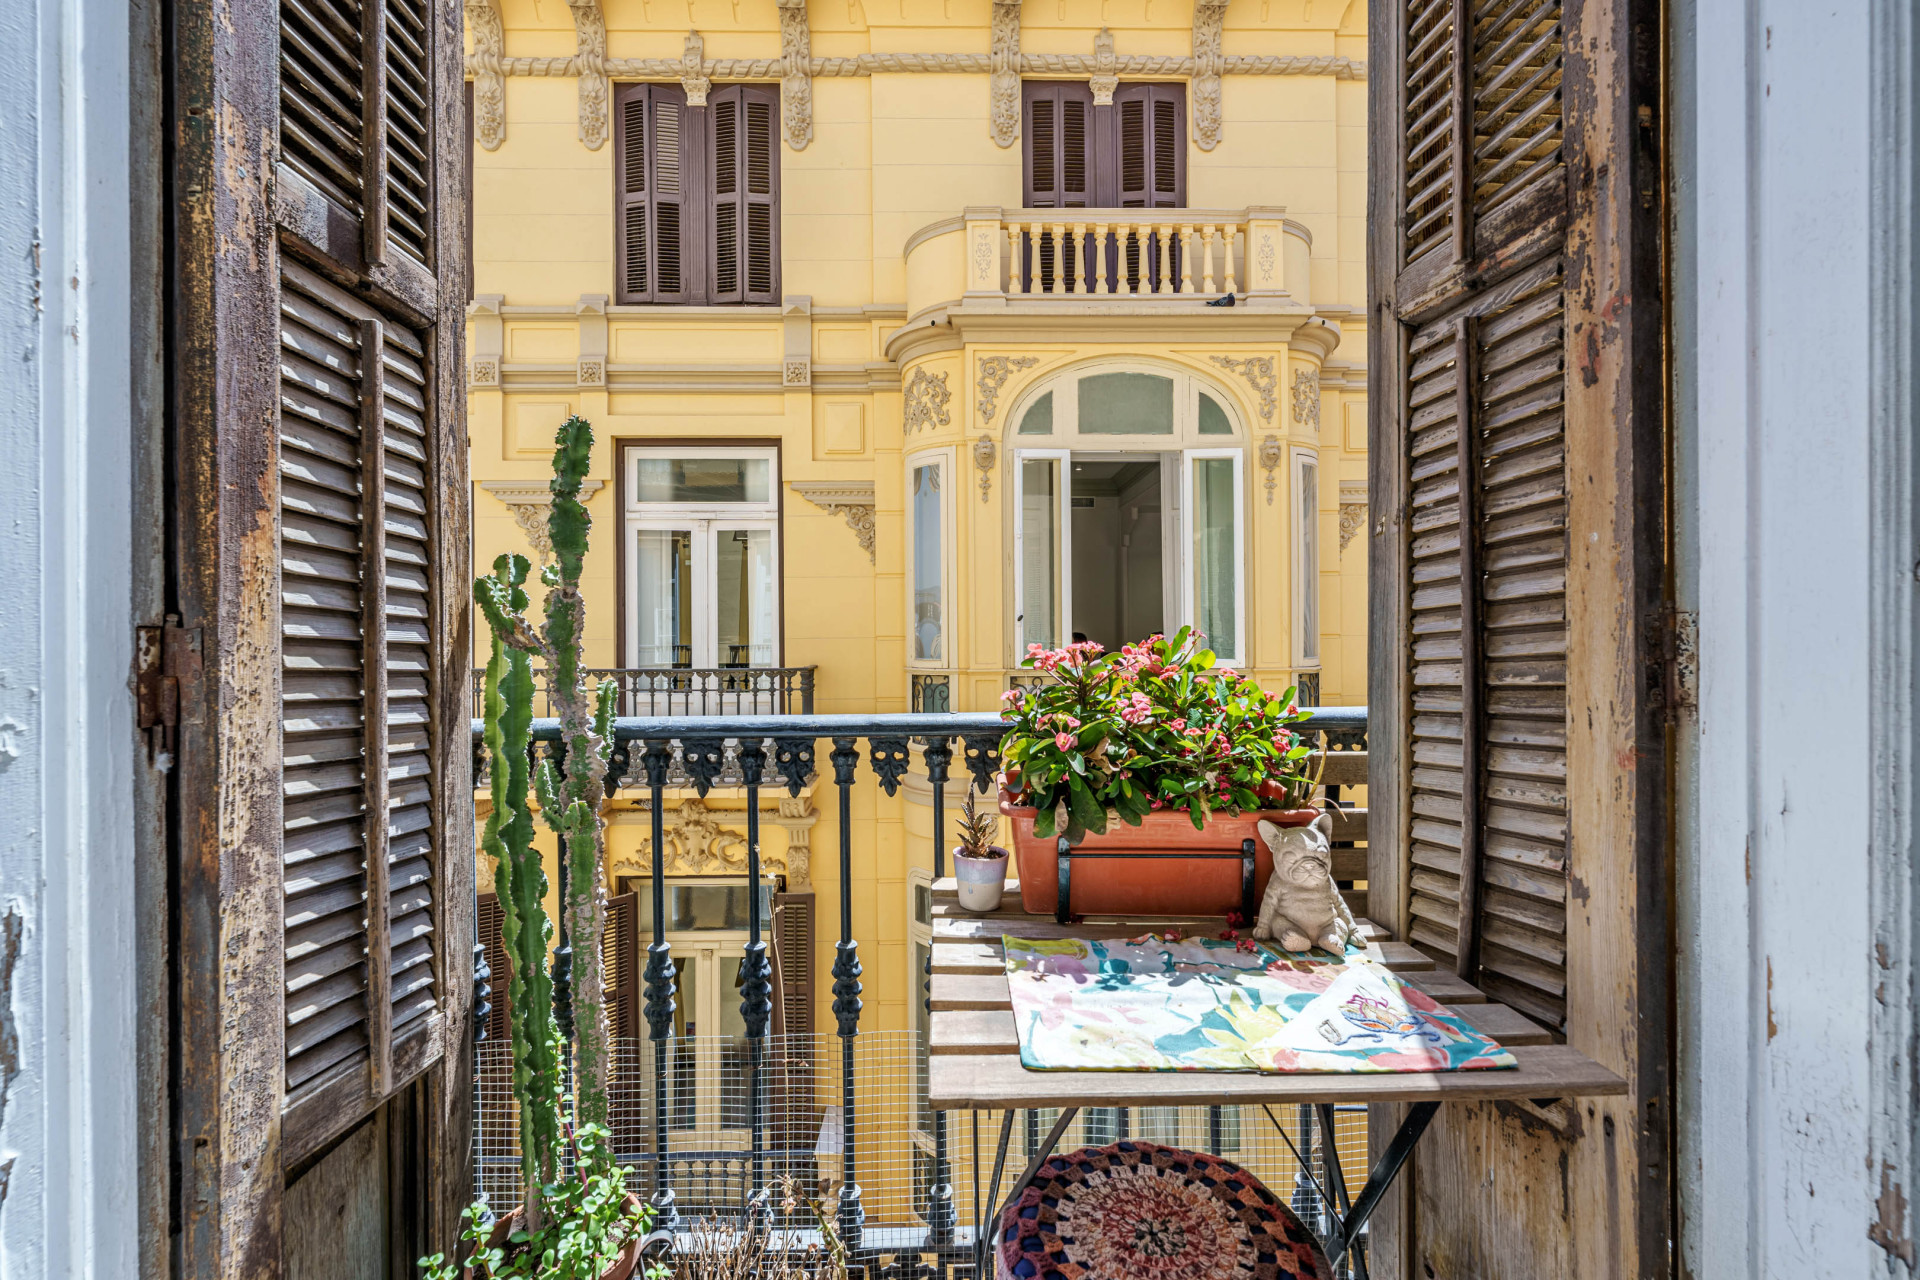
[
  {"xmin": 1112, "ymin": 82, "xmax": 1186, "ymax": 209},
  {"xmin": 1377, "ymin": 0, "xmax": 1570, "ymax": 1030},
  {"xmin": 477, "ymin": 892, "xmax": 512, "ymax": 1044},
  {"xmin": 615, "ymin": 82, "xmax": 696, "ymax": 304},
  {"xmin": 1022, "ymin": 81, "xmax": 1096, "ymax": 210},
  {"xmin": 770, "ymin": 890, "xmax": 814, "ymax": 1039},
  {"xmin": 603, "ymin": 890, "xmax": 639, "ymax": 1044},
  {"xmin": 708, "ymin": 85, "xmax": 781, "ymax": 305},
  {"xmin": 279, "ymin": 0, "xmax": 368, "ymax": 216},
  {"xmin": 381, "ymin": 0, "xmax": 433, "ymax": 264},
  {"xmin": 277, "ymin": 257, "xmax": 446, "ymax": 1157}
]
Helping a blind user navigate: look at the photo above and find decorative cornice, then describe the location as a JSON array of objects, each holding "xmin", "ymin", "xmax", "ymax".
[
  {"xmin": 777, "ymin": 0, "xmax": 813, "ymax": 149},
  {"xmin": 480, "ymin": 479, "xmax": 607, "ymax": 562},
  {"xmin": 976, "ymin": 354, "xmax": 1038, "ymax": 424},
  {"xmin": 1210, "ymin": 354, "xmax": 1278, "ymax": 423},
  {"xmin": 465, "ymin": 52, "xmax": 1366, "ymax": 80},
  {"xmin": 681, "ymin": 30, "xmax": 711, "ymax": 105},
  {"xmin": 790, "ymin": 480, "xmax": 877, "ymax": 563},
  {"xmin": 990, "ymin": 0, "xmax": 1023, "ymax": 146},
  {"xmin": 608, "ymin": 797, "xmax": 816, "ymax": 889},
  {"xmin": 466, "ymin": 0, "xmax": 506, "ymax": 150},
  {"xmin": 903, "ymin": 367, "xmax": 953, "ymax": 434},
  {"xmin": 1090, "ymin": 27, "xmax": 1119, "ymax": 104},
  {"xmin": 569, "ymin": 0, "xmax": 611, "ymax": 149}
]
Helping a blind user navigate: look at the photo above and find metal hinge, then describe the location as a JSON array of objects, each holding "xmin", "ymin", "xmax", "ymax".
[
  {"xmin": 1659, "ymin": 606, "xmax": 1698, "ymax": 723},
  {"xmin": 136, "ymin": 618, "xmax": 201, "ymax": 770}
]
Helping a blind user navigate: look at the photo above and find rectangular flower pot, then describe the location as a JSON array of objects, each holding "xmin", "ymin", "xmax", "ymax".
[{"xmin": 998, "ymin": 791, "xmax": 1319, "ymax": 920}]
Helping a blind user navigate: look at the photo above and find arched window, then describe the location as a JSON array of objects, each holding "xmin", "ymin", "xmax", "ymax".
[{"xmin": 1003, "ymin": 360, "xmax": 1248, "ymax": 663}]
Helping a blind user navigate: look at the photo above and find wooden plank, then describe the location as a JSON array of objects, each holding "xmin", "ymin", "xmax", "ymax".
[
  {"xmin": 1452, "ymin": 316, "xmax": 1487, "ymax": 981},
  {"xmin": 931, "ymin": 940, "xmax": 1005, "ymax": 974},
  {"xmin": 1454, "ymin": 1001, "xmax": 1553, "ymax": 1048},
  {"xmin": 1403, "ymin": 967, "xmax": 1490, "ymax": 1005},
  {"xmin": 1377, "ymin": 939, "xmax": 1438, "ymax": 971},
  {"xmin": 930, "ymin": 1043, "xmax": 1627, "ymax": 1110},
  {"xmin": 1313, "ymin": 750, "xmax": 1369, "ymax": 788},
  {"xmin": 929, "ymin": 972, "xmax": 1013, "ymax": 1012},
  {"xmin": 1328, "ymin": 808, "xmax": 1369, "ymax": 848},
  {"xmin": 358, "ymin": 315, "xmax": 392, "ymax": 1098}
]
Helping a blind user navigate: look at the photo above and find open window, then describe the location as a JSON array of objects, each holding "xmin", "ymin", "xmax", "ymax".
[{"xmin": 906, "ymin": 450, "xmax": 950, "ymax": 666}]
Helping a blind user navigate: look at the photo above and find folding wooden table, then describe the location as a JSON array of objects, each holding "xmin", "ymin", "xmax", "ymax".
[{"xmin": 926, "ymin": 880, "xmax": 1626, "ymax": 1271}]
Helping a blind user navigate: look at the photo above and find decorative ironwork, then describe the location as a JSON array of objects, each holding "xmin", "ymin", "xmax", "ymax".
[
  {"xmin": 962, "ymin": 731, "xmax": 1004, "ymax": 794},
  {"xmin": 680, "ymin": 737, "xmax": 729, "ymax": 796},
  {"xmin": 912, "ymin": 673, "xmax": 953, "ymax": 713},
  {"xmin": 868, "ymin": 737, "xmax": 912, "ymax": 795},
  {"xmin": 772, "ymin": 736, "xmax": 816, "ymax": 795}
]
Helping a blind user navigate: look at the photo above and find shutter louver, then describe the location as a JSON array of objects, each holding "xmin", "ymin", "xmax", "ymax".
[
  {"xmin": 1022, "ymin": 82, "xmax": 1095, "ymax": 209},
  {"xmin": 1401, "ymin": 0, "xmax": 1457, "ymax": 264},
  {"xmin": 653, "ymin": 92, "xmax": 687, "ymax": 300},
  {"xmin": 1030, "ymin": 97, "xmax": 1057, "ymax": 200},
  {"xmin": 771, "ymin": 891, "xmax": 814, "ymax": 1039},
  {"xmin": 617, "ymin": 87, "xmax": 650, "ymax": 298},
  {"xmin": 1469, "ymin": 0, "xmax": 1563, "ymax": 236},
  {"xmin": 279, "ymin": 258, "xmax": 443, "ymax": 1109},
  {"xmin": 279, "ymin": 0, "xmax": 367, "ymax": 215},
  {"xmin": 478, "ymin": 892, "xmax": 512, "ymax": 1044},
  {"xmin": 1061, "ymin": 96, "xmax": 1090, "ymax": 206},
  {"xmin": 711, "ymin": 92, "xmax": 741, "ymax": 302},
  {"xmin": 382, "ymin": 0, "xmax": 433, "ymax": 264},
  {"xmin": 743, "ymin": 92, "xmax": 778, "ymax": 302}
]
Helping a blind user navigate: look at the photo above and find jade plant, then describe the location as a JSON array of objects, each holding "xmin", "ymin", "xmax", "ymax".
[{"xmin": 464, "ymin": 415, "xmax": 621, "ymax": 1237}]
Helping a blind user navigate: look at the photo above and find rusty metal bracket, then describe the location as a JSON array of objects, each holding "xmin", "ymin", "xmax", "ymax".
[{"xmin": 136, "ymin": 618, "xmax": 201, "ymax": 769}]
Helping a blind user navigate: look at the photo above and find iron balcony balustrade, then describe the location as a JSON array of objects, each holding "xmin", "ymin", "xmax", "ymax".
[
  {"xmin": 465, "ymin": 706, "xmax": 1368, "ymax": 1263},
  {"xmin": 467, "ymin": 665, "xmax": 817, "ymax": 721}
]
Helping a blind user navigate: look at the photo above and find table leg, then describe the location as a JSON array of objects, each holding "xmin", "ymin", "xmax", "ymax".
[
  {"xmin": 982, "ymin": 1107, "xmax": 1081, "ymax": 1271},
  {"xmin": 1315, "ymin": 1103, "xmax": 1367, "ymax": 1280},
  {"xmin": 974, "ymin": 1111, "xmax": 1016, "ymax": 1277},
  {"xmin": 1322, "ymin": 1101, "xmax": 1440, "ymax": 1267}
]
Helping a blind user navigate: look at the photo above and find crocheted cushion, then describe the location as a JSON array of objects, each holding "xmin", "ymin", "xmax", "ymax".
[{"xmin": 998, "ymin": 1140, "xmax": 1333, "ymax": 1280}]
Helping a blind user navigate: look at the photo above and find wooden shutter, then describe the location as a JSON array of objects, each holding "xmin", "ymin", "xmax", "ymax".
[
  {"xmin": 1370, "ymin": 0, "xmax": 1666, "ymax": 1270},
  {"xmin": 604, "ymin": 890, "xmax": 639, "ymax": 1043},
  {"xmin": 382, "ymin": 0, "xmax": 433, "ymax": 263},
  {"xmin": 1112, "ymin": 83, "xmax": 1185, "ymax": 209},
  {"xmin": 1022, "ymin": 82, "xmax": 1095, "ymax": 209},
  {"xmin": 615, "ymin": 83, "xmax": 696, "ymax": 304},
  {"xmin": 279, "ymin": 0, "xmax": 367, "ymax": 215},
  {"xmin": 707, "ymin": 86, "xmax": 781, "ymax": 306},
  {"xmin": 477, "ymin": 892, "xmax": 512, "ymax": 1044},
  {"xmin": 770, "ymin": 890, "xmax": 814, "ymax": 1039}
]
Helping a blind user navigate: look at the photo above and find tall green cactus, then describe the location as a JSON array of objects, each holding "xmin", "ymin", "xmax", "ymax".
[{"xmin": 475, "ymin": 552, "xmax": 562, "ymax": 1227}]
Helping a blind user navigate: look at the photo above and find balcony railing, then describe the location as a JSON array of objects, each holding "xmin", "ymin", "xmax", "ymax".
[
  {"xmin": 467, "ymin": 707, "xmax": 1368, "ymax": 1271},
  {"xmin": 468, "ymin": 665, "xmax": 816, "ymax": 720}
]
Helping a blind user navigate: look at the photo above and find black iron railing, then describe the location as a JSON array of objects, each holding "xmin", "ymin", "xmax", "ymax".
[
  {"xmin": 468, "ymin": 665, "xmax": 817, "ymax": 719},
  {"xmin": 467, "ymin": 707, "xmax": 1368, "ymax": 1269}
]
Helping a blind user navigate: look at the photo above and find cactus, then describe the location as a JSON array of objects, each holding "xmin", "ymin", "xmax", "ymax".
[{"xmin": 474, "ymin": 551, "xmax": 563, "ymax": 1226}]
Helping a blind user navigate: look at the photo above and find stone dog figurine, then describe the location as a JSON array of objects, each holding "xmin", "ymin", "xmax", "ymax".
[{"xmin": 1253, "ymin": 814, "xmax": 1359, "ymax": 955}]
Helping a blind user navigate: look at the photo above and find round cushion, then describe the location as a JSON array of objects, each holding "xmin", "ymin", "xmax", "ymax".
[{"xmin": 998, "ymin": 1140, "xmax": 1334, "ymax": 1280}]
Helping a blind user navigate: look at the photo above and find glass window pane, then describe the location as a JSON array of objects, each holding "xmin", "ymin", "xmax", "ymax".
[
  {"xmin": 1192, "ymin": 458, "xmax": 1238, "ymax": 659},
  {"xmin": 913, "ymin": 881, "xmax": 932, "ymax": 925},
  {"xmin": 634, "ymin": 882, "xmax": 773, "ymax": 931},
  {"xmin": 912, "ymin": 464, "xmax": 942, "ymax": 662},
  {"xmin": 1299, "ymin": 461, "xmax": 1319, "ymax": 662},
  {"xmin": 636, "ymin": 455, "xmax": 771, "ymax": 504},
  {"xmin": 1079, "ymin": 372, "xmax": 1174, "ymax": 434},
  {"xmin": 669, "ymin": 957, "xmax": 695, "ymax": 1129},
  {"xmin": 1020, "ymin": 459, "xmax": 1060, "ymax": 649},
  {"xmin": 1017, "ymin": 390, "xmax": 1054, "ymax": 435},
  {"xmin": 714, "ymin": 528, "xmax": 776, "ymax": 667},
  {"xmin": 634, "ymin": 529, "xmax": 693, "ymax": 667},
  {"xmin": 1198, "ymin": 391, "xmax": 1233, "ymax": 435},
  {"xmin": 718, "ymin": 952, "xmax": 749, "ymax": 1128}
]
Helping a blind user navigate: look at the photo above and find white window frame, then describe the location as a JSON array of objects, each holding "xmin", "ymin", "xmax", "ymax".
[
  {"xmin": 905, "ymin": 449, "xmax": 953, "ymax": 668},
  {"xmin": 1294, "ymin": 449, "xmax": 1321, "ymax": 667},
  {"xmin": 1012, "ymin": 448, "xmax": 1072, "ymax": 653},
  {"xmin": 1180, "ymin": 448, "xmax": 1246, "ymax": 665},
  {"xmin": 623, "ymin": 445, "xmax": 782, "ymax": 668},
  {"xmin": 1007, "ymin": 358, "xmax": 1245, "ymax": 446}
]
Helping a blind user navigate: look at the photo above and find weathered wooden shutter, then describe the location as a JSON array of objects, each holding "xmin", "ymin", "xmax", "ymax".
[
  {"xmin": 477, "ymin": 891, "xmax": 512, "ymax": 1044},
  {"xmin": 615, "ymin": 83, "xmax": 695, "ymax": 304},
  {"xmin": 1022, "ymin": 82, "xmax": 1095, "ymax": 209},
  {"xmin": 1112, "ymin": 83, "xmax": 1185, "ymax": 209},
  {"xmin": 381, "ymin": 0, "xmax": 433, "ymax": 263},
  {"xmin": 707, "ymin": 85, "xmax": 781, "ymax": 306},
  {"xmin": 1370, "ymin": 0, "xmax": 1667, "ymax": 1270},
  {"xmin": 770, "ymin": 890, "xmax": 814, "ymax": 1039},
  {"xmin": 604, "ymin": 890, "xmax": 639, "ymax": 1043}
]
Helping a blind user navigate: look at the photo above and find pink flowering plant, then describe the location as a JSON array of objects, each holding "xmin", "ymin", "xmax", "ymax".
[{"xmin": 999, "ymin": 626, "xmax": 1313, "ymax": 844}]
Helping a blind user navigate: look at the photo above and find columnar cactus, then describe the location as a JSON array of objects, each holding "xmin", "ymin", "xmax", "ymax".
[{"xmin": 474, "ymin": 415, "xmax": 618, "ymax": 1224}]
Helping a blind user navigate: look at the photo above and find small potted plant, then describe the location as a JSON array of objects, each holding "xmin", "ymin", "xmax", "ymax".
[
  {"xmin": 952, "ymin": 789, "xmax": 1012, "ymax": 912},
  {"xmin": 997, "ymin": 627, "xmax": 1320, "ymax": 917}
]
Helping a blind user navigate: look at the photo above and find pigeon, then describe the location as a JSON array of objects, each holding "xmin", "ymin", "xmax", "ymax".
[{"xmin": 1205, "ymin": 292, "xmax": 1237, "ymax": 307}]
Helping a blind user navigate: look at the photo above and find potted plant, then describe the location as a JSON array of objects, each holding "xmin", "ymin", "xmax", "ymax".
[
  {"xmin": 996, "ymin": 627, "xmax": 1319, "ymax": 917},
  {"xmin": 952, "ymin": 789, "xmax": 1012, "ymax": 912},
  {"xmin": 421, "ymin": 417, "xmax": 665, "ymax": 1280}
]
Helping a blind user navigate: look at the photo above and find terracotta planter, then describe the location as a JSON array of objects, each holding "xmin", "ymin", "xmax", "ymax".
[
  {"xmin": 463, "ymin": 1195, "xmax": 646, "ymax": 1280},
  {"xmin": 954, "ymin": 846, "xmax": 1011, "ymax": 912},
  {"xmin": 999, "ymin": 790, "xmax": 1320, "ymax": 918}
]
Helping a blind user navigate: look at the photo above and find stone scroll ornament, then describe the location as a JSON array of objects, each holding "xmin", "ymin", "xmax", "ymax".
[
  {"xmin": 569, "ymin": 0, "xmax": 611, "ymax": 149},
  {"xmin": 1191, "ymin": 0, "xmax": 1230, "ymax": 151},
  {"xmin": 779, "ymin": 0, "xmax": 813, "ymax": 149},
  {"xmin": 990, "ymin": 0, "xmax": 1023, "ymax": 147},
  {"xmin": 904, "ymin": 367, "xmax": 953, "ymax": 434},
  {"xmin": 977, "ymin": 354, "xmax": 1039, "ymax": 424},
  {"xmin": 466, "ymin": 0, "xmax": 507, "ymax": 150}
]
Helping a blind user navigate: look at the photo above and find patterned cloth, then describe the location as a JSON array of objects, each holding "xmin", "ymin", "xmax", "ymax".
[
  {"xmin": 998, "ymin": 1140, "xmax": 1334, "ymax": 1280},
  {"xmin": 1004, "ymin": 934, "xmax": 1517, "ymax": 1073}
]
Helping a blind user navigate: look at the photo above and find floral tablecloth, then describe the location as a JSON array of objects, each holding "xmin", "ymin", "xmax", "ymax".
[{"xmin": 1003, "ymin": 934, "xmax": 1517, "ymax": 1073}]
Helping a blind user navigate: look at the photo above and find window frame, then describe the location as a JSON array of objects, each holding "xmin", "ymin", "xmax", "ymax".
[
  {"xmin": 1181, "ymin": 447, "xmax": 1247, "ymax": 666},
  {"xmin": 1293, "ymin": 449, "xmax": 1320, "ymax": 668},
  {"xmin": 621, "ymin": 444, "xmax": 783, "ymax": 669},
  {"xmin": 905, "ymin": 448, "xmax": 953, "ymax": 668},
  {"xmin": 1007, "ymin": 359, "xmax": 1245, "ymax": 446}
]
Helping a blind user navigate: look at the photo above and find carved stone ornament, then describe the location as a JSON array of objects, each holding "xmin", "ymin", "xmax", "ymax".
[
  {"xmin": 1338, "ymin": 480, "xmax": 1367, "ymax": 555},
  {"xmin": 974, "ymin": 433, "xmax": 998, "ymax": 503},
  {"xmin": 480, "ymin": 479, "xmax": 607, "ymax": 562},
  {"xmin": 976, "ymin": 355, "xmax": 1038, "ymax": 424},
  {"xmin": 790, "ymin": 480, "xmax": 878, "ymax": 563},
  {"xmin": 609, "ymin": 797, "xmax": 817, "ymax": 889},
  {"xmin": 1210, "ymin": 354, "xmax": 1278, "ymax": 423},
  {"xmin": 989, "ymin": 0, "xmax": 1023, "ymax": 147},
  {"xmin": 569, "ymin": 0, "xmax": 611, "ymax": 150},
  {"xmin": 466, "ymin": 0, "xmax": 507, "ymax": 151},
  {"xmin": 784, "ymin": 359, "xmax": 812, "ymax": 388},
  {"xmin": 681, "ymin": 30, "xmax": 711, "ymax": 106},
  {"xmin": 904, "ymin": 367, "xmax": 953, "ymax": 434},
  {"xmin": 778, "ymin": 0, "xmax": 814, "ymax": 149},
  {"xmin": 1259, "ymin": 434, "xmax": 1283, "ymax": 506},
  {"xmin": 577, "ymin": 359, "xmax": 605, "ymax": 387},
  {"xmin": 1191, "ymin": 0, "xmax": 1229, "ymax": 151},
  {"xmin": 1292, "ymin": 368, "xmax": 1322, "ymax": 429},
  {"xmin": 1089, "ymin": 27, "xmax": 1118, "ymax": 105},
  {"xmin": 470, "ymin": 359, "xmax": 500, "ymax": 387}
]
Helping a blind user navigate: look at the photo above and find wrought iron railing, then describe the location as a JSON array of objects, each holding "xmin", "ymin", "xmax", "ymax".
[
  {"xmin": 468, "ymin": 665, "xmax": 816, "ymax": 720},
  {"xmin": 467, "ymin": 706, "xmax": 1369, "ymax": 1272}
]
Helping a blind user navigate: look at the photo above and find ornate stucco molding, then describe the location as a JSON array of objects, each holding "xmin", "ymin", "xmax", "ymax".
[
  {"xmin": 569, "ymin": 0, "xmax": 611, "ymax": 149},
  {"xmin": 681, "ymin": 30, "xmax": 711, "ymax": 106},
  {"xmin": 1089, "ymin": 27, "xmax": 1118, "ymax": 105},
  {"xmin": 609, "ymin": 797, "xmax": 816, "ymax": 889},
  {"xmin": 1191, "ymin": 0, "xmax": 1230, "ymax": 150},
  {"xmin": 466, "ymin": 0, "xmax": 507, "ymax": 150},
  {"xmin": 1210, "ymin": 354, "xmax": 1278, "ymax": 423},
  {"xmin": 480, "ymin": 479, "xmax": 607, "ymax": 561},
  {"xmin": 989, "ymin": 0, "xmax": 1023, "ymax": 147},
  {"xmin": 790, "ymin": 480, "xmax": 877, "ymax": 563},
  {"xmin": 1259, "ymin": 435, "xmax": 1283, "ymax": 506},
  {"xmin": 973, "ymin": 434, "xmax": 998, "ymax": 503},
  {"xmin": 1338, "ymin": 480, "xmax": 1367, "ymax": 555},
  {"xmin": 778, "ymin": 0, "xmax": 813, "ymax": 149},
  {"xmin": 1292, "ymin": 368, "xmax": 1322, "ymax": 429},
  {"xmin": 904, "ymin": 367, "xmax": 953, "ymax": 434},
  {"xmin": 976, "ymin": 355, "xmax": 1038, "ymax": 424},
  {"xmin": 466, "ymin": 51, "xmax": 1365, "ymax": 81}
]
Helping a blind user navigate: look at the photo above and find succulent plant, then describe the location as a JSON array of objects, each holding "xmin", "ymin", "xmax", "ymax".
[{"xmin": 954, "ymin": 789, "xmax": 1001, "ymax": 860}]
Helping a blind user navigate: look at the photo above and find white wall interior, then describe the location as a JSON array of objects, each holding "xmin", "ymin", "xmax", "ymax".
[
  {"xmin": 0, "ymin": 0, "xmax": 141, "ymax": 1273},
  {"xmin": 1675, "ymin": 0, "xmax": 1914, "ymax": 1273}
]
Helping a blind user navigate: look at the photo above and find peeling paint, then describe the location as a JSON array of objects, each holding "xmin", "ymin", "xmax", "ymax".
[
  {"xmin": 1871, "ymin": 1162, "xmax": 1916, "ymax": 1266},
  {"xmin": 0, "ymin": 907, "xmax": 20, "ymax": 1207},
  {"xmin": 1767, "ymin": 958, "xmax": 1778, "ymax": 1041}
]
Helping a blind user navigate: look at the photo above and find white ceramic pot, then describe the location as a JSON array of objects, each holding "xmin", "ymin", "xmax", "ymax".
[{"xmin": 953, "ymin": 847, "xmax": 1011, "ymax": 913}]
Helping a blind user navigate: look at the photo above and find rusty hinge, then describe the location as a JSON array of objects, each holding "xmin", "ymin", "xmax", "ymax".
[
  {"xmin": 1658, "ymin": 605, "xmax": 1698, "ymax": 723},
  {"xmin": 136, "ymin": 617, "xmax": 201, "ymax": 770}
]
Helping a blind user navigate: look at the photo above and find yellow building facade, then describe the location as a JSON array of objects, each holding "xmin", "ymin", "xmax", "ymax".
[{"xmin": 465, "ymin": 0, "xmax": 1370, "ymax": 1202}]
